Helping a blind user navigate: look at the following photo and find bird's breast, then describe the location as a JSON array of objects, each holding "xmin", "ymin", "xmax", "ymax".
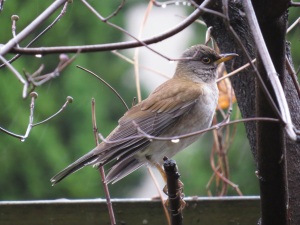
[{"xmin": 137, "ymin": 82, "xmax": 219, "ymax": 164}]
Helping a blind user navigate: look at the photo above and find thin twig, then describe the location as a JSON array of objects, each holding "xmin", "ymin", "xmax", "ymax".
[
  {"xmin": 210, "ymin": 143, "xmax": 243, "ymax": 196},
  {"xmin": 111, "ymin": 51, "xmax": 171, "ymax": 79},
  {"xmin": 81, "ymin": 0, "xmax": 205, "ymax": 62},
  {"xmin": 133, "ymin": 0, "xmax": 153, "ymax": 102},
  {"xmin": 287, "ymin": 17, "xmax": 300, "ymax": 33},
  {"xmin": 33, "ymin": 96, "xmax": 73, "ymax": 127},
  {"xmin": 32, "ymin": 51, "xmax": 80, "ymax": 86},
  {"xmin": 147, "ymin": 166, "xmax": 171, "ymax": 225},
  {"xmin": 285, "ymin": 55, "xmax": 300, "ymax": 100},
  {"xmin": 216, "ymin": 59, "xmax": 256, "ymax": 83},
  {"xmin": 133, "ymin": 3, "xmax": 170, "ymax": 223},
  {"xmin": 102, "ymin": 0, "xmax": 125, "ymax": 22},
  {"xmin": 76, "ymin": 65, "xmax": 129, "ymax": 111},
  {"xmin": 0, "ymin": 95, "xmax": 72, "ymax": 140},
  {"xmin": 91, "ymin": 98, "xmax": 116, "ymax": 225},
  {"xmin": 99, "ymin": 117, "xmax": 280, "ymax": 144}
]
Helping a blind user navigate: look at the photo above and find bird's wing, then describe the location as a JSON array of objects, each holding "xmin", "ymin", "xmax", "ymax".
[
  {"xmin": 95, "ymin": 79, "xmax": 203, "ymax": 166},
  {"xmin": 51, "ymin": 79, "xmax": 203, "ymax": 185}
]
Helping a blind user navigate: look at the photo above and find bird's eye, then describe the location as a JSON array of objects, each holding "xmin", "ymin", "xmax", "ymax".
[{"xmin": 201, "ymin": 57, "xmax": 211, "ymax": 64}]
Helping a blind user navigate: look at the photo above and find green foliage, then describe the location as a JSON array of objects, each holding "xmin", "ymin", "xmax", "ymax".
[{"xmin": 0, "ymin": 1, "xmax": 299, "ymax": 201}]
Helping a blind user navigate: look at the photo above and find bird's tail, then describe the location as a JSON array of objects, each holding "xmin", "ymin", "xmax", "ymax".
[{"xmin": 50, "ymin": 150, "xmax": 98, "ymax": 186}]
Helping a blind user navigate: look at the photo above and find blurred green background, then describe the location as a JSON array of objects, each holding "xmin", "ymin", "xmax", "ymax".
[{"xmin": 0, "ymin": 0, "xmax": 299, "ymax": 201}]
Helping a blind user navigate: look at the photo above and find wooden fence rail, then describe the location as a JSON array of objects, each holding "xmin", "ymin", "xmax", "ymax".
[{"xmin": 0, "ymin": 196, "xmax": 260, "ymax": 225}]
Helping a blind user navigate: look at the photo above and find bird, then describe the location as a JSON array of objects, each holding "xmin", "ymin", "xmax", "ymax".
[{"xmin": 51, "ymin": 44, "xmax": 238, "ymax": 186}]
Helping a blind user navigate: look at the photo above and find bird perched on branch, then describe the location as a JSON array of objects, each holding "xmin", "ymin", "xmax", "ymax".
[{"xmin": 51, "ymin": 44, "xmax": 237, "ymax": 185}]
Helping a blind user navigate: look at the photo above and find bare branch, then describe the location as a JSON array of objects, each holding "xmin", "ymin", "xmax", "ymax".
[
  {"xmin": 0, "ymin": 95, "xmax": 72, "ymax": 141},
  {"xmin": 91, "ymin": 98, "xmax": 116, "ymax": 225},
  {"xmin": 0, "ymin": 2, "xmax": 70, "ymax": 68},
  {"xmin": 0, "ymin": 0, "xmax": 66, "ymax": 56},
  {"xmin": 98, "ymin": 117, "xmax": 280, "ymax": 145},
  {"xmin": 10, "ymin": 0, "xmax": 212, "ymax": 55},
  {"xmin": 32, "ymin": 96, "xmax": 73, "ymax": 127},
  {"xmin": 243, "ymin": 0, "xmax": 296, "ymax": 141}
]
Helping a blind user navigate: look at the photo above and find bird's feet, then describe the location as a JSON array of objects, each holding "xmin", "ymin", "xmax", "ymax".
[{"xmin": 164, "ymin": 179, "xmax": 185, "ymax": 214}]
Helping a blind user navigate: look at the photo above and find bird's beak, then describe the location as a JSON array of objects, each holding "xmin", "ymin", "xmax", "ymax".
[{"xmin": 214, "ymin": 53, "xmax": 239, "ymax": 65}]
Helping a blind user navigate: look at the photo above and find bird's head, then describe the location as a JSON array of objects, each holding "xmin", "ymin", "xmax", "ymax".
[{"xmin": 174, "ymin": 44, "xmax": 238, "ymax": 83}]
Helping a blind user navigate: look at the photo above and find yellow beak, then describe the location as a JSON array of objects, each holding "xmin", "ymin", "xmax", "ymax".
[{"xmin": 214, "ymin": 53, "xmax": 239, "ymax": 65}]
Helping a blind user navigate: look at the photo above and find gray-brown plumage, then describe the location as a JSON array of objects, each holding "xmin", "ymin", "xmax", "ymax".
[{"xmin": 51, "ymin": 45, "xmax": 238, "ymax": 185}]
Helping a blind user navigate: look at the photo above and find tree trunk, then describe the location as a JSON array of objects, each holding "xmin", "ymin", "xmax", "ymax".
[{"xmin": 197, "ymin": 0, "xmax": 300, "ymax": 224}]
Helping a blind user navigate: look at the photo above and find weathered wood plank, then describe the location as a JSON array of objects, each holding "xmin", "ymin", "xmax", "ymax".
[{"xmin": 0, "ymin": 196, "xmax": 260, "ymax": 225}]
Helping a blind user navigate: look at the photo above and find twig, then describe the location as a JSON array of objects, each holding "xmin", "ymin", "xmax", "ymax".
[
  {"xmin": 287, "ymin": 17, "xmax": 300, "ymax": 33},
  {"xmin": 175, "ymin": 14, "xmax": 207, "ymax": 26},
  {"xmin": 11, "ymin": 0, "xmax": 213, "ymax": 55},
  {"xmin": 152, "ymin": 0, "xmax": 192, "ymax": 7},
  {"xmin": 0, "ymin": 95, "xmax": 72, "ymax": 140},
  {"xmin": 243, "ymin": 0, "xmax": 296, "ymax": 141},
  {"xmin": 216, "ymin": 59, "xmax": 256, "ymax": 83},
  {"xmin": 102, "ymin": 0, "xmax": 125, "ymax": 22},
  {"xmin": 99, "ymin": 117, "xmax": 280, "ymax": 144},
  {"xmin": 81, "ymin": 0, "xmax": 207, "ymax": 62},
  {"xmin": 0, "ymin": 2, "xmax": 70, "ymax": 68},
  {"xmin": 133, "ymin": 0, "xmax": 153, "ymax": 102},
  {"xmin": 91, "ymin": 98, "xmax": 116, "ymax": 225},
  {"xmin": 206, "ymin": 164, "xmax": 220, "ymax": 196},
  {"xmin": 33, "ymin": 96, "xmax": 73, "ymax": 127},
  {"xmin": 31, "ymin": 51, "xmax": 80, "ymax": 87},
  {"xmin": 289, "ymin": 1, "xmax": 300, "ymax": 7},
  {"xmin": 285, "ymin": 55, "xmax": 300, "ymax": 100},
  {"xmin": 163, "ymin": 156, "xmax": 183, "ymax": 225},
  {"xmin": 0, "ymin": 0, "xmax": 66, "ymax": 56},
  {"xmin": 147, "ymin": 166, "xmax": 171, "ymax": 225},
  {"xmin": 210, "ymin": 143, "xmax": 243, "ymax": 196},
  {"xmin": 111, "ymin": 50, "xmax": 171, "ymax": 79},
  {"xmin": 76, "ymin": 65, "xmax": 129, "ymax": 111},
  {"xmin": 11, "ymin": 15, "xmax": 20, "ymax": 47}
]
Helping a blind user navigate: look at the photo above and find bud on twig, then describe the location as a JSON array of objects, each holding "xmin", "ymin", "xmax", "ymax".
[
  {"xmin": 11, "ymin": 15, "xmax": 19, "ymax": 21},
  {"xmin": 66, "ymin": 96, "xmax": 73, "ymax": 103},
  {"xmin": 29, "ymin": 92, "xmax": 38, "ymax": 99}
]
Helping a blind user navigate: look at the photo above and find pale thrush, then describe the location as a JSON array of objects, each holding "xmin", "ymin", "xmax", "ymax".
[{"xmin": 51, "ymin": 44, "xmax": 238, "ymax": 185}]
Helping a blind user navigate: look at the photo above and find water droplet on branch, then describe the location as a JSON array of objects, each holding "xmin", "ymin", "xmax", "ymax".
[{"xmin": 171, "ymin": 139, "xmax": 180, "ymax": 143}]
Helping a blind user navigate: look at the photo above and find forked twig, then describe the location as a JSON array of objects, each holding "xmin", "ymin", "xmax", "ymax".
[
  {"xmin": 0, "ymin": 94, "xmax": 73, "ymax": 141},
  {"xmin": 0, "ymin": 2, "xmax": 70, "ymax": 68},
  {"xmin": 210, "ymin": 143, "xmax": 243, "ymax": 196},
  {"xmin": 0, "ymin": 0, "xmax": 66, "ymax": 56}
]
